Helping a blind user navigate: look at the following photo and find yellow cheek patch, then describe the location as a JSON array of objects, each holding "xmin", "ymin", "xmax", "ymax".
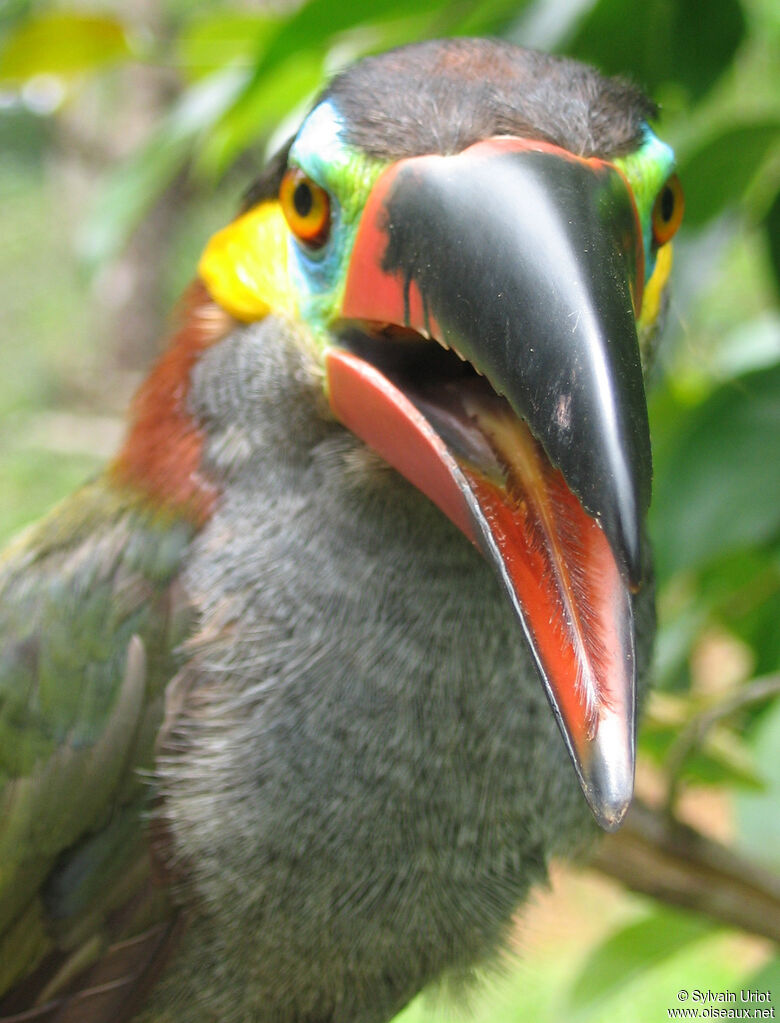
[
  {"xmin": 638, "ymin": 242, "xmax": 673, "ymax": 331},
  {"xmin": 197, "ymin": 202, "xmax": 296, "ymax": 322}
]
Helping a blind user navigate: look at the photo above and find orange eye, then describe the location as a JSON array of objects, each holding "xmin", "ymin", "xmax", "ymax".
[
  {"xmin": 279, "ymin": 168, "xmax": 331, "ymax": 248},
  {"xmin": 651, "ymin": 173, "xmax": 684, "ymax": 246}
]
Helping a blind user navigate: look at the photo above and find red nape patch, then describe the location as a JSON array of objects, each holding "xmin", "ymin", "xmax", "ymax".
[{"xmin": 111, "ymin": 280, "xmax": 235, "ymax": 525}]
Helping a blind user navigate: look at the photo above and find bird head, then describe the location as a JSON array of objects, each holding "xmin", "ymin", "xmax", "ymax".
[{"xmin": 196, "ymin": 39, "xmax": 683, "ymax": 831}]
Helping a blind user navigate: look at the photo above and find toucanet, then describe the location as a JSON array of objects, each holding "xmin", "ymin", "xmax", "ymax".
[{"xmin": 0, "ymin": 38, "xmax": 683, "ymax": 1023}]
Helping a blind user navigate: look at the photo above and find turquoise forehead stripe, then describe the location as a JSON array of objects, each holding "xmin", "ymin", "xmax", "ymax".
[
  {"xmin": 614, "ymin": 126, "xmax": 676, "ymax": 278},
  {"xmin": 289, "ymin": 100, "xmax": 354, "ymax": 189}
]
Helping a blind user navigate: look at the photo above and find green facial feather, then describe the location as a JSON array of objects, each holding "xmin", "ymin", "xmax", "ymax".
[{"xmin": 614, "ymin": 127, "xmax": 676, "ymax": 279}]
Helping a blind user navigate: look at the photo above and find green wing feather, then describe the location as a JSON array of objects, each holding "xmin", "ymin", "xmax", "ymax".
[{"xmin": 0, "ymin": 477, "xmax": 195, "ymax": 1014}]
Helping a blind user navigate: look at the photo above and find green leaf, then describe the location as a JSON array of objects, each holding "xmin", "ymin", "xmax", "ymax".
[
  {"xmin": 79, "ymin": 69, "xmax": 246, "ymax": 273},
  {"xmin": 680, "ymin": 735, "xmax": 764, "ymax": 791},
  {"xmin": 735, "ymin": 578, "xmax": 780, "ymax": 678},
  {"xmin": 0, "ymin": 12, "xmax": 131, "ymax": 80},
  {"xmin": 568, "ymin": 907, "xmax": 714, "ymax": 1011},
  {"xmin": 196, "ymin": 51, "xmax": 324, "ymax": 180},
  {"xmin": 709, "ymin": 313, "xmax": 780, "ymax": 381},
  {"xmin": 765, "ymin": 188, "xmax": 780, "ymax": 294},
  {"xmin": 639, "ymin": 711, "xmax": 764, "ymax": 791},
  {"xmin": 445, "ymin": 0, "xmax": 534, "ymax": 36},
  {"xmin": 230, "ymin": 0, "xmax": 450, "ymax": 109},
  {"xmin": 210, "ymin": 0, "xmax": 535, "ymax": 179},
  {"xmin": 567, "ymin": 0, "xmax": 745, "ymax": 101},
  {"xmin": 679, "ymin": 123, "xmax": 780, "ymax": 227},
  {"xmin": 696, "ymin": 550, "xmax": 780, "ymax": 678},
  {"xmin": 652, "ymin": 599, "xmax": 705, "ymax": 691},
  {"xmin": 650, "ymin": 363, "xmax": 780, "ymax": 581},
  {"xmin": 736, "ymin": 697, "xmax": 780, "ymax": 871},
  {"xmin": 174, "ymin": 11, "xmax": 280, "ymax": 81}
]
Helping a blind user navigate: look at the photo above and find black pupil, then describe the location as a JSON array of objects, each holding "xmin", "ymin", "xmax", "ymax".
[
  {"xmin": 660, "ymin": 185, "xmax": 675, "ymax": 223},
  {"xmin": 293, "ymin": 182, "xmax": 314, "ymax": 219}
]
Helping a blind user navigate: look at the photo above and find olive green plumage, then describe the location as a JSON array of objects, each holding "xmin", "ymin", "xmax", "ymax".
[{"xmin": 0, "ymin": 481, "xmax": 193, "ymax": 1002}]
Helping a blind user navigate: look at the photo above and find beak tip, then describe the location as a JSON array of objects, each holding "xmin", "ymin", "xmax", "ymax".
[
  {"xmin": 576, "ymin": 713, "xmax": 636, "ymax": 833},
  {"xmin": 586, "ymin": 788, "xmax": 633, "ymax": 832}
]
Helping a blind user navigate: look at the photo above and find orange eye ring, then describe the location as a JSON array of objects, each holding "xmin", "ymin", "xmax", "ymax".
[
  {"xmin": 279, "ymin": 168, "xmax": 331, "ymax": 248},
  {"xmin": 651, "ymin": 173, "xmax": 684, "ymax": 246}
]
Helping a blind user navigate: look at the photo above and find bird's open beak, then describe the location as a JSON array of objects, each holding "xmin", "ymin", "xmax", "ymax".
[{"xmin": 327, "ymin": 138, "xmax": 650, "ymax": 830}]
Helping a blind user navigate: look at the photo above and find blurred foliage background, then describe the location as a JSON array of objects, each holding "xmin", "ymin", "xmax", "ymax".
[{"xmin": 1, "ymin": 0, "xmax": 779, "ymax": 1019}]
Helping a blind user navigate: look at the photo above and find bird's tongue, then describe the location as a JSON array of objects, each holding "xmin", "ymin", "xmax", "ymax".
[
  {"xmin": 327, "ymin": 347, "xmax": 635, "ymax": 829},
  {"xmin": 414, "ymin": 376, "xmax": 632, "ymax": 746}
]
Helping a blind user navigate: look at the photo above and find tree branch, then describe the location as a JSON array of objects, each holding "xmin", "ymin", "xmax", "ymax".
[{"xmin": 591, "ymin": 799, "xmax": 780, "ymax": 944}]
